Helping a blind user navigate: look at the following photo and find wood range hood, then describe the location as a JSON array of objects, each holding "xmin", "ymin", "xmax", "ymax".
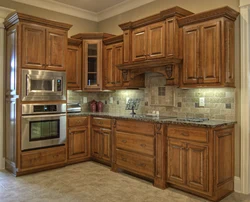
[{"xmin": 116, "ymin": 57, "xmax": 182, "ymax": 81}]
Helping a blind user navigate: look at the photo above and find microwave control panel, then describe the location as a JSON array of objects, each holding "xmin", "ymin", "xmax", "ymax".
[{"xmin": 57, "ymin": 79, "xmax": 62, "ymax": 91}]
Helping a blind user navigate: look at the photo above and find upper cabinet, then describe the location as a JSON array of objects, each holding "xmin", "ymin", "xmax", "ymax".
[
  {"xmin": 66, "ymin": 38, "xmax": 82, "ymax": 90},
  {"xmin": 118, "ymin": 7, "xmax": 193, "ymax": 86},
  {"xmin": 71, "ymin": 33, "xmax": 114, "ymax": 91},
  {"xmin": 4, "ymin": 13, "xmax": 71, "ymax": 71},
  {"xmin": 178, "ymin": 7, "xmax": 239, "ymax": 88}
]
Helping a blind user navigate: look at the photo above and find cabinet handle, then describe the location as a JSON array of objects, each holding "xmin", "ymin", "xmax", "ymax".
[
  {"xmin": 98, "ymin": 121, "xmax": 103, "ymax": 125},
  {"xmin": 136, "ymin": 163, "xmax": 146, "ymax": 167},
  {"xmin": 111, "ymin": 82, "xmax": 115, "ymax": 84},
  {"xmin": 76, "ymin": 120, "xmax": 81, "ymax": 124},
  {"xmin": 121, "ymin": 140, "xmax": 127, "ymax": 143},
  {"xmin": 172, "ymin": 145, "xmax": 183, "ymax": 149},
  {"xmin": 121, "ymin": 157, "xmax": 127, "ymax": 162},
  {"xmin": 140, "ymin": 144, "xmax": 146, "ymax": 147},
  {"xmin": 180, "ymin": 133, "xmax": 189, "ymax": 136}
]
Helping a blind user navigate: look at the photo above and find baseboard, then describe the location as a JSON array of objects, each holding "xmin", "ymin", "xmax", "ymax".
[
  {"xmin": 0, "ymin": 157, "xmax": 5, "ymax": 170},
  {"xmin": 234, "ymin": 176, "xmax": 241, "ymax": 193}
]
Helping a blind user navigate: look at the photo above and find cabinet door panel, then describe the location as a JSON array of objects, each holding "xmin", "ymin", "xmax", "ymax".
[
  {"xmin": 167, "ymin": 139, "xmax": 186, "ymax": 184},
  {"xmin": 67, "ymin": 45, "xmax": 82, "ymax": 90},
  {"xmin": 101, "ymin": 128, "xmax": 111, "ymax": 162},
  {"xmin": 69, "ymin": 127, "xmax": 88, "ymax": 159},
  {"xmin": 186, "ymin": 143, "xmax": 208, "ymax": 192},
  {"xmin": 113, "ymin": 43, "xmax": 123, "ymax": 86},
  {"xmin": 103, "ymin": 45, "xmax": 114, "ymax": 88},
  {"xmin": 148, "ymin": 22, "xmax": 165, "ymax": 59},
  {"xmin": 132, "ymin": 27, "xmax": 147, "ymax": 62},
  {"xmin": 200, "ymin": 20, "xmax": 221, "ymax": 84},
  {"xmin": 46, "ymin": 29, "xmax": 67, "ymax": 70},
  {"xmin": 22, "ymin": 24, "xmax": 46, "ymax": 69},
  {"xmin": 91, "ymin": 127, "xmax": 102, "ymax": 158},
  {"xmin": 183, "ymin": 25, "xmax": 200, "ymax": 84}
]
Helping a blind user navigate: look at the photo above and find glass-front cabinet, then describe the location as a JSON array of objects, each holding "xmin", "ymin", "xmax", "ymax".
[{"xmin": 83, "ymin": 40, "xmax": 102, "ymax": 90}]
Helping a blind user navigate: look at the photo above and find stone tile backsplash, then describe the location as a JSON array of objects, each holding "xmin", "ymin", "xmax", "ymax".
[{"xmin": 67, "ymin": 73, "xmax": 235, "ymax": 121}]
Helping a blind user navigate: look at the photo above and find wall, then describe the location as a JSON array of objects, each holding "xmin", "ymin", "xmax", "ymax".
[
  {"xmin": 0, "ymin": 0, "xmax": 98, "ymax": 36},
  {"xmin": 96, "ymin": 0, "xmax": 241, "ymax": 177}
]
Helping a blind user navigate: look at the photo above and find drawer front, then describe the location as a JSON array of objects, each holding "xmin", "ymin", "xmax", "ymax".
[
  {"xmin": 68, "ymin": 116, "xmax": 88, "ymax": 127},
  {"xmin": 116, "ymin": 149, "xmax": 154, "ymax": 177},
  {"xmin": 116, "ymin": 132, "xmax": 154, "ymax": 156},
  {"xmin": 21, "ymin": 146, "xmax": 66, "ymax": 169},
  {"xmin": 116, "ymin": 120, "xmax": 154, "ymax": 136},
  {"xmin": 92, "ymin": 117, "xmax": 111, "ymax": 128},
  {"xmin": 168, "ymin": 126, "xmax": 209, "ymax": 143}
]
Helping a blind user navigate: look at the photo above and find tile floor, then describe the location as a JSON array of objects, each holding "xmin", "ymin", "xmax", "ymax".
[{"xmin": 0, "ymin": 162, "xmax": 249, "ymax": 202}]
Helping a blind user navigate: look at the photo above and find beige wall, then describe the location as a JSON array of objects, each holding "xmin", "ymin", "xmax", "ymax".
[
  {"xmin": 97, "ymin": 0, "xmax": 241, "ymax": 177},
  {"xmin": 0, "ymin": 0, "xmax": 98, "ymax": 36}
]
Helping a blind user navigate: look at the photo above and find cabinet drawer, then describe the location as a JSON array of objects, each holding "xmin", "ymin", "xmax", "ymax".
[
  {"xmin": 168, "ymin": 126, "xmax": 209, "ymax": 143},
  {"xmin": 116, "ymin": 120, "xmax": 154, "ymax": 136},
  {"xmin": 21, "ymin": 146, "xmax": 66, "ymax": 169},
  {"xmin": 68, "ymin": 116, "xmax": 88, "ymax": 127},
  {"xmin": 116, "ymin": 132, "xmax": 154, "ymax": 156},
  {"xmin": 116, "ymin": 149, "xmax": 154, "ymax": 177},
  {"xmin": 92, "ymin": 117, "xmax": 111, "ymax": 128}
]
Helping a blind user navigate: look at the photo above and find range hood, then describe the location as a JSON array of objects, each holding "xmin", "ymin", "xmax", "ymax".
[{"xmin": 116, "ymin": 57, "xmax": 182, "ymax": 81}]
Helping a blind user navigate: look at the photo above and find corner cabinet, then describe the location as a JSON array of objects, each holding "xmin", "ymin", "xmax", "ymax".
[
  {"xmin": 167, "ymin": 124, "xmax": 235, "ymax": 201},
  {"xmin": 21, "ymin": 23, "xmax": 68, "ymax": 71},
  {"xmin": 178, "ymin": 7, "xmax": 239, "ymax": 88},
  {"xmin": 71, "ymin": 33, "xmax": 114, "ymax": 91},
  {"xmin": 67, "ymin": 38, "xmax": 82, "ymax": 90}
]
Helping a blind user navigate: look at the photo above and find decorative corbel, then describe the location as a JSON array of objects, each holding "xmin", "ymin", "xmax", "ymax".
[{"xmin": 165, "ymin": 64, "xmax": 174, "ymax": 79}]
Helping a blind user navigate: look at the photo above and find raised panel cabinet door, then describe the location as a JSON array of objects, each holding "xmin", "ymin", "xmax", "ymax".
[
  {"xmin": 91, "ymin": 127, "xmax": 102, "ymax": 158},
  {"xmin": 148, "ymin": 21, "xmax": 166, "ymax": 59},
  {"xmin": 186, "ymin": 143, "xmax": 209, "ymax": 192},
  {"xmin": 183, "ymin": 25, "xmax": 200, "ymax": 84},
  {"xmin": 68, "ymin": 127, "xmax": 88, "ymax": 159},
  {"xmin": 67, "ymin": 45, "xmax": 82, "ymax": 90},
  {"xmin": 21, "ymin": 24, "xmax": 46, "ymax": 69},
  {"xmin": 167, "ymin": 139, "xmax": 186, "ymax": 185},
  {"xmin": 101, "ymin": 128, "xmax": 111, "ymax": 162},
  {"xmin": 200, "ymin": 20, "xmax": 221, "ymax": 84},
  {"xmin": 46, "ymin": 28, "xmax": 67, "ymax": 70},
  {"xmin": 103, "ymin": 45, "xmax": 114, "ymax": 88},
  {"xmin": 113, "ymin": 43, "xmax": 123, "ymax": 87},
  {"xmin": 132, "ymin": 26, "xmax": 147, "ymax": 62}
]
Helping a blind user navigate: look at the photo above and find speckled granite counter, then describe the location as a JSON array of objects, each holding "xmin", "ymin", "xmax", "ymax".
[{"xmin": 67, "ymin": 112, "xmax": 236, "ymax": 128}]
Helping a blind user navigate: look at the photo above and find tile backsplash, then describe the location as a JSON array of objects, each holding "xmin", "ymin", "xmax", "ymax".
[{"xmin": 68, "ymin": 73, "xmax": 235, "ymax": 121}]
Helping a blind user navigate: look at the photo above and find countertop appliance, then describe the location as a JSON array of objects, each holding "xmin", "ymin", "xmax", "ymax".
[
  {"xmin": 22, "ymin": 69, "xmax": 66, "ymax": 101},
  {"xmin": 21, "ymin": 103, "xmax": 66, "ymax": 151},
  {"xmin": 67, "ymin": 103, "xmax": 81, "ymax": 113}
]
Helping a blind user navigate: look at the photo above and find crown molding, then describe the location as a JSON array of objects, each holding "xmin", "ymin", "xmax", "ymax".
[
  {"xmin": 240, "ymin": 0, "xmax": 250, "ymax": 7},
  {"xmin": 97, "ymin": 0, "xmax": 156, "ymax": 21},
  {"xmin": 12, "ymin": 0, "xmax": 156, "ymax": 22},
  {"xmin": 12, "ymin": 0, "xmax": 98, "ymax": 21}
]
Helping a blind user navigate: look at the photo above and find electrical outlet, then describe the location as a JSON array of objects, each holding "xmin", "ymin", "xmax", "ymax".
[
  {"xmin": 177, "ymin": 102, "xmax": 182, "ymax": 107},
  {"xmin": 83, "ymin": 97, "xmax": 87, "ymax": 103},
  {"xmin": 199, "ymin": 97, "xmax": 205, "ymax": 107},
  {"xmin": 117, "ymin": 100, "xmax": 119, "ymax": 105},
  {"xmin": 226, "ymin": 103, "xmax": 231, "ymax": 109},
  {"xmin": 109, "ymin": 97, "xmax": 113, "ymax": 104}
]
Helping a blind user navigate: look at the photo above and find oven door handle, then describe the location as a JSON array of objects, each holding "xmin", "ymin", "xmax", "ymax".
[{"xmin": 22, "ymin": 114, "xmax": 66, "ymax": 119}]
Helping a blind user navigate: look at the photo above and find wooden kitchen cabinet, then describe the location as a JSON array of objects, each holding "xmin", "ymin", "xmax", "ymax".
[
  {"xmin": 91, "ymin": 117, "xmax": 112, "ymax": 164},
  {"xmin": 68, "ymin": 116, "xmax": 90, "ymax": 164},
  {"xmin": 132, "ymin": 21, "xmax": 165, "ymax": 62},
  {"xmin": 178, "ymin": 7, "xmax": 239, "ymax": 87},
  {"xmin": 21, "ymin": 23, "xmax": 68, "ymax": 71},
  {"xmin": 66, "ymin": 38, "xmax": 82, "ymax": 90},
  {"xmin": 167, "ymin": 124, "xmax": 235, "ymax": 201},
  {"xmin": 103, "ymin": 35, "xmax": 123, "ymax": 89},
  {"xmin": 71, "ymin": 33, "xmax": 114, "ymax": 91}
]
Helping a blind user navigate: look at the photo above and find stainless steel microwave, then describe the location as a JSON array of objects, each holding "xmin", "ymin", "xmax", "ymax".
[{"xmin": 22, "ymin": 69, "xmax": 66, "ymax": 101}]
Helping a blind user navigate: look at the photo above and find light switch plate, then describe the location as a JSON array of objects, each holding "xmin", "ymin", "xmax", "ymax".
[
  {"xmin": 126, "ymin": 97, "xmax": 130, "ymax": 104},
  {"xmin": 199, "ymin": 97, "xmax": 205, "ymax": 107},
  {"xmin": 83, "ymin": 97, "xmax": 87, "ymax": 103},
  {"xmin": 110, "ymin": 97, "xmax": 113, "ymax": 104}
]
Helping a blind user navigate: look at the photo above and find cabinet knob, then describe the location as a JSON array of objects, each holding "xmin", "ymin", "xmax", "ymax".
[
  {"xmin": 121, "ymin": 140, "xmax": 127, "ymax": 143},
  {"xmin": 121, "ymin": 157, "xmax": 127, "ymax": 162},
  {"xmin": 181, "ymin": 132, "xmax": 189, "ymax": 136},
  {"xmin": 140, "ymin": 144, "xmax": 146, "ymax": 147},
  {"xmin": 98, "ymin": 121, "xmax": 103, "ymax": 125},
  {"xmin": 136, "ymin": 163, "xmax": 146, "ymax": 168}
]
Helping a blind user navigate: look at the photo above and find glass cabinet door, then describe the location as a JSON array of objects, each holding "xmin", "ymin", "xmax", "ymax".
[{"xmin": 84, "ymin": 40, "xmax": 102, "ymax": 89}]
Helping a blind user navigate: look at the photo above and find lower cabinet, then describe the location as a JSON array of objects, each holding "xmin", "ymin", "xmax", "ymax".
[
  {"xmin": 167, "ymin": 125, "xmax": 234, "ymax": 201},
  {"xmin": 91, "ymin": 117, "xmax": 112, "ymax": 164},
  {"xmin": 68, "ymin": 116, "xmax": 90, "ymax": 163}
]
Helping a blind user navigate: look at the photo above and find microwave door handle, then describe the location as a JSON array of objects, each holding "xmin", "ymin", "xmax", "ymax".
[{"xmin": 22, "ymin": 114, "xmax": 66, "ymax": 119}]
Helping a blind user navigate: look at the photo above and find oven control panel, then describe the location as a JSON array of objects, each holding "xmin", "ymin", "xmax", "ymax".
[{"xmin": 34, "ymin": 105, "xmax": 57, "ymax": 112}]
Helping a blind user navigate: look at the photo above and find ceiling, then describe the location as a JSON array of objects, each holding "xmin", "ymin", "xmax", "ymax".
[
  {"xmin": 53, "ymin": 0, "xmax": 127, "ymax": 13},
  {"xmin": 12, "ymin": 0, "xmax": 156, "ymax": 22}
]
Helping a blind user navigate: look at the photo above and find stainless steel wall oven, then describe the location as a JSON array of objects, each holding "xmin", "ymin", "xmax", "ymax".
[{"xmin": 21, "ymin": 104, "xmax": 66, "ymax": 151}]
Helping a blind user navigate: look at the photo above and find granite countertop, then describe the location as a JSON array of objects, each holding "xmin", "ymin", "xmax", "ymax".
[{"xmin": 67, "ymin": 112, "xmax": 236, "ymax": 128}]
